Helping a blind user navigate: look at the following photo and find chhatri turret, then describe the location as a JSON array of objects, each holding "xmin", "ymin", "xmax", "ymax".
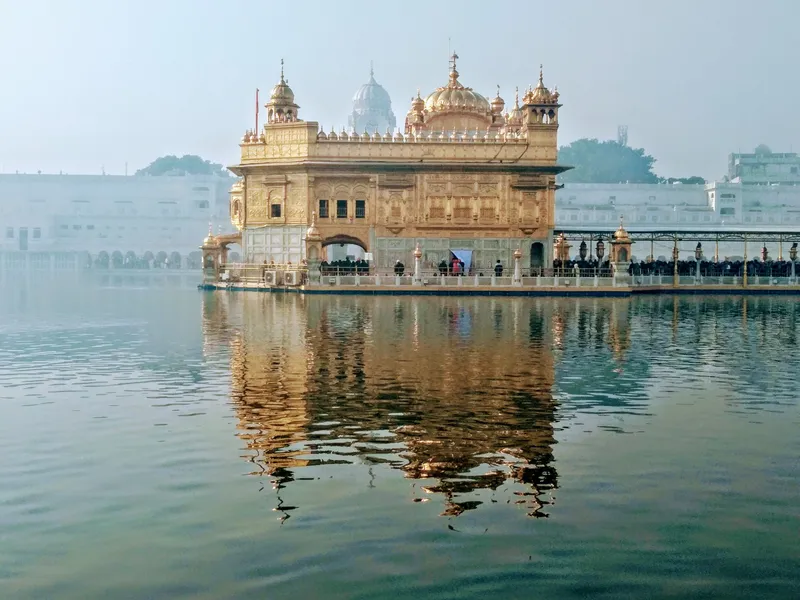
[{"xmin": 265, "ymin": 59, "xmax": 300, "ymax": 124}]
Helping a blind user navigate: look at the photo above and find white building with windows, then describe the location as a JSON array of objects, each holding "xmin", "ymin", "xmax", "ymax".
[
  {"xmin": 556, "ymin": 182, "xmax": 800, "ymax": 229},
  {"xmin": 555, "ymin": 181, "xmax": 800, "ymax": 259},
  {"xmin": 0, "ymin": 173, "xmax": 233, "ymax": 269}
]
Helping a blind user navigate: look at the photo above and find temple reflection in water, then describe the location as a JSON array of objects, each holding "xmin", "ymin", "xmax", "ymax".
[{"xmin": 201, "ymin": 293, "xmax": 641, "ymax": 518}]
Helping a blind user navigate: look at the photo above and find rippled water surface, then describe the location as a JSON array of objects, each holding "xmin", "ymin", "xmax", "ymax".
[{"xmin": 1, "ymin": 276, "xmax": 798, "ymax": 599}]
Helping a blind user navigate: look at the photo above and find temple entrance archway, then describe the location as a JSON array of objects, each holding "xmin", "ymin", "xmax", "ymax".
[
  {"xmin": 321, "ymin": 235, "xmax": 368, "ymax": 262},
  {"xmin": 530, "ymin": 242, "xmax": 544, "ymax": 269}
]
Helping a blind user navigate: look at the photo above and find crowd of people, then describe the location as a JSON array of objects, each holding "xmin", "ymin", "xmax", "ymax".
[
  {"xmin": 552, "ymin": 257, "xmax": 799, "ymax": 278},
  {"xmin": 319, "ymin": 259, "xmax": 370, "ymax": 275}
]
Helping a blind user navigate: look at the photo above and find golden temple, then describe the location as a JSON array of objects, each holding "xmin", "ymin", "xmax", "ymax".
[{"xmin": 206, "ymin": 54, "xmax": 567, "ymax": 276}]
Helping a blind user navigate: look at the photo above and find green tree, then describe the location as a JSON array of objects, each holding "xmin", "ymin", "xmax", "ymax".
[
  {"xmin": 557, "ymin": 138, "xmax": 659, "ymax": 184},
  {"xmin": 135, "ymin": 155, "xmax": 230, "ymax": 177}
]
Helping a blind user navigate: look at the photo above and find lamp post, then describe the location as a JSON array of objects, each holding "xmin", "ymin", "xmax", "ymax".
[
  {"xmin": 513, "ymin": 248, "xmax": 522, "ymax": 286},
  {"xmin": 596, "ymin": 238, "xmax": 605, "ymax": 277},
  {"xmin": 790, "ymin": 242, "xmax": 797, "ymax": 283},
  {"xmin": 695, "ymin": 242, "xmax": 702, "ymax": 282},
  {"xmin": 743, "ymin": 237, "xmax": 748, "ymax": 288},
  {"xmin": 579, "ymin": 240, "xmax": 587, "ymax": 261},
  {"xmin": 672, "ymin": 240, "xmax": 679, "ymax": 287}
]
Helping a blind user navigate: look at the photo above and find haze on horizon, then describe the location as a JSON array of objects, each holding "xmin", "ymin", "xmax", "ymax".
[{"xmin": 0, "ymin": 0, "xmax": 795, "ymax": 180}]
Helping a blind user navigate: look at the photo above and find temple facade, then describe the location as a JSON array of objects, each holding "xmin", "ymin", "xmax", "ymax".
[{"xmin": 221, "ymin": 54, "xmax": 567, "ymax": 274}]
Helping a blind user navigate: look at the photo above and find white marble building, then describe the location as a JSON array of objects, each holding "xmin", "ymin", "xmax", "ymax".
[
  {"xmin": 555, "ymin": 182, "xmax": 800, "ymax": 260},
  {"xmin": 0, "ymin": 173, "xmax": 233, "ymax": 268}
]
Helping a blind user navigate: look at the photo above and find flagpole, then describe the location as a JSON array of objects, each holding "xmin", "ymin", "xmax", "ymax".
[{"xmin": 255, "ymin": 88, "xmax": 260, "ymax": 134}]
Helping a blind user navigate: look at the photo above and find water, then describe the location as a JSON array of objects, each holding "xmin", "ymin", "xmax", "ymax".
[{"xmin": 1, "ymin": 276, "xmax": 798, "ymax": 599}]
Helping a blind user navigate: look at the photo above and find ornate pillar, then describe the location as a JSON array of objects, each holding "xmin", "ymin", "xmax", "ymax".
[
  {"xmin": 305, "ymin": 212, "xmax": 323, "ymax": 285},
  {"xmin": 412, "ymin": 245, "xmax": 422, "ymax": 285},
  {"xmin": 512, "ymin": 248, "xmax": 522, "ymax": 286}
]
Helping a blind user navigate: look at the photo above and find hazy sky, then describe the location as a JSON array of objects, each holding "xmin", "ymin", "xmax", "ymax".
[{"xmin": 0, "ymin": 0, "xmax": 796, "ymax": 179}]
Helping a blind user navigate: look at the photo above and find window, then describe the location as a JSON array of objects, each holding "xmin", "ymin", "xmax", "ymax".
[
  {"xmin": 570, "ymin": 213, "xmax": 578, "ymax": 221},
  {"xmin": 72, "ymin": 224, "xmax": 82, "ymax": 230},
  {"xmin": 87, "ymin": 224, "xmax": 95, "ymax": 230},
  {"xmin": 691, "ymin": 214, "xmax": 699, "ymax": 222},
  {"xmin": 651, "ymin": 215, "xmax": 659, "ymax": 222},
  {"xmin": 703, "ymin": 214, "xmax": 710, "ymax": 222},
  {"xmin": 5, "ymin": 227, "xmax": 13, "ymax": 238},
  {"xmin": 355, "ymin": 199, "xmax": 365, "ymax": 219},
  {"xmin": 318, "ymin": 199, "xmax": 329, "ymax": 218},
  {"xmin": 195, "ymin": 200, "xmax": 209, "ymax": 209},
  {"xmin": 720, "ymin": 207, "xmax": 735, "ymax": 216},
  {"xmin": 271, "ymin": 204, "xmax": 281, "ymax": 218},
  {"xmin": 720, "ymin": 193, "xmax": 736, "ymax": 199},
  {"xmin": 336, "ymin": 199, "xmax": 348, "ymax": 219},
  {"xmin": 33, "ymin": 228, "xmax": 41, "ymax": 239}
]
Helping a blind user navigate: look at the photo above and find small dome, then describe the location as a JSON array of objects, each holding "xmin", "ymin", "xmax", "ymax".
[
  {"xmin": 613, "ymin": 217, "xmax": 630, "ymax": 240},
  {"xmin": 524, "ymin": 65, "xmax": 556, "ymax": 105},
  {"xmin": 269, "ymin": 60, "xmax": 295, "ymax": 103},
  {"xmin": 411, "ymin": 89, "xmax": 424, "ymax": 112},
  {"xmin": 491, "ymin": 85, "xmax": 505, "ymax": 113},
  {"xmin": 507, "ymin": 89, "xmax": 523, "ymax": 124},
  {"xmin": 306, "ymin": 212, "xmax": 322, "ymax": 242}
]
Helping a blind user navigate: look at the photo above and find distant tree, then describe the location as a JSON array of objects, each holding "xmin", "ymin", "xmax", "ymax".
[
  {"xmin": 557, "ymin": 138, "xmax": 659, "ymax": 184},
  {"xmin": 135, "ymin": 155, "xmax": 230, "ymax": 177},
  {"xmin": 754, "ymin": 144, "xmax": 772, "ymax": 155}
]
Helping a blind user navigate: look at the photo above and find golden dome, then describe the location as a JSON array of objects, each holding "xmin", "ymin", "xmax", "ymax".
[
  {"xmin": 491, "ymin": 85, "xmax": 505, "ymax": 114},
  {"xmin": 524, "ymin": 65, "xmax": 556, "ymax": 105},
  {"xmin": 507, "ymin": 87, "xmax": 523, "ymax": 124},
  {"xmin": 423, "ymin": 53, "xmax": 490, "ymax": 115},
  {"xmin": 613, "ymin": 217, "xmax": 630, "ymax": 240},
  {"xmin": 269, "ymin": 60, "xmax": 295, "ymax": 104},
  {"xmin": 411, "ymin": 89, "xmax": 424, "ymax": 112}
]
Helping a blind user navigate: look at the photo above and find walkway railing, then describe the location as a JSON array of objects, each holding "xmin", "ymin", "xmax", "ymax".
[{"xmin": 206, "ymin": 263, "xmax": 800, "ymax": 290}]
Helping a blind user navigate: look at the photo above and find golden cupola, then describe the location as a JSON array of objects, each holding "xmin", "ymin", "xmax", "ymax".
[
  {"xmin": 409, "ymin": 53, "xmax": 495, "ymax": 132},
  {"xmin": 506, "ymin": 87, "xmax": 523, "ymax": 128},
  {"xmin": 524, "ymin": 65, "xmax": 558, "ymax": 105},
  {"xmin": 265, "ymin": 59, "xmax": 300, "ymax": 124},
  {"xmin": 490, "ymin": 85, "xmax": 505, "ymax": 114}
]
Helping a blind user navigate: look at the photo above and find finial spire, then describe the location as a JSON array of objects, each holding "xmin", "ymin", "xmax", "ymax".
[
  {"xmin": 514, "ymin": 86, "xmax": 519, "ymax": 107},
  {"xmin": 496, "ymin": 84, "xmax": 500, "ymax": 97},
  {"xmin": 539, "ymin": 64, "xmax": 544, "ymax": 84},
  {"xmin": 370, "ymin": 60, "xmax": 374, "ymax": 79},
  {"xmin": 280, "ymin": 58, "xmax": 285, "ymax": 82}
]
